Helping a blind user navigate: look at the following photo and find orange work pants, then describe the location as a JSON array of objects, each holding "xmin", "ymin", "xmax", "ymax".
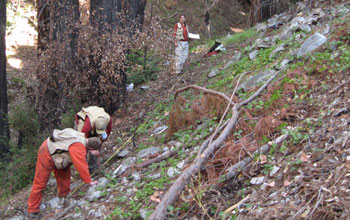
[{"xmin": 27, "ymin": 140, "xmax": 71, "ymax": 213}]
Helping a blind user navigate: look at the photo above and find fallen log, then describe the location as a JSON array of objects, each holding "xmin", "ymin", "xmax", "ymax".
[
  {"xmin": 226, "ymin": 134, "xmax": 288, "ymax": 180},
  {"xmin": 149, "ymin": 71, "xmax": 281, "ymax": 220}
]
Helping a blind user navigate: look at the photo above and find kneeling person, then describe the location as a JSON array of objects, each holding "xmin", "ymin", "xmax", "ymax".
[{"xmin": 27, "ymin": 128, "xmax": 101, "ymax": 219}]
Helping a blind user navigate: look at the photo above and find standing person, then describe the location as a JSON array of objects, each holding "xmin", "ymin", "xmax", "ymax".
[
  {"xmin": 27, "ymin": 128, "xmax": 101, "ymax": 219},
  {"xmin": 74, "ymin": 106, "xmax": 112, "ymax": 173},
  {"xmin": 174, "ymin": 14, "xmax": 189, "ymax": 74}
]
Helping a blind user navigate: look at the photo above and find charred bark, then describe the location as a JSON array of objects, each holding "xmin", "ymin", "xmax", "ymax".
[{"xmin": 0, "ymin": 0, "xmax": 9, "ymax": 158}]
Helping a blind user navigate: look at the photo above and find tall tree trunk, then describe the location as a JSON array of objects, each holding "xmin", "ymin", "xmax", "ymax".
[
  {"xmin": 36, "ymin": 0, "xmax": 80, "ymax": 131},
  {"xmin": 0, "ymin": 0, "xmax": 10, "ymax": 158},
  {"xmin": 90, "ymin": 0, "xmax": 121, "ymax": 31},
  {"xmin": 127, "ymin": 0, "xmax": 146, "ymax": 32}
]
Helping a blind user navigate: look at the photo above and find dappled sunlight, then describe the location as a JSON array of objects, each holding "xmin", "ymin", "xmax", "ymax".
[
  {"xmin": 7, "ymin": 58, "xmax": 23, "ymax": 69},
  {"xmin": 230, "ymin": 27, "xmax": 244, "ymax": 33}
]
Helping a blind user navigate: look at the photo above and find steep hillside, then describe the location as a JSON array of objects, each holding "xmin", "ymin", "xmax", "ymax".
[{"xmin": 4, "ymin": 1, "xmax": 350, "ymax": 220}]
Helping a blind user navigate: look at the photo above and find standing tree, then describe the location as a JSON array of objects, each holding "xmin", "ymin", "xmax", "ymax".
[
  {"xmin": 0, "ymin": 0, "xmax": 10, "ymax": 158},
  {"xmin": 36, "ymin": 0, "xmax": 80, "ymax": 130}
]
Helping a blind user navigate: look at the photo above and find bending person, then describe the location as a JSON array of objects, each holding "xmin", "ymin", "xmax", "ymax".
[
  {"xmin": 74, "ymin": 106, "xmax": 112, "ymax": 173},
  {"xmin": 27, "ymin": 128, "xmax": 101, "ymax": 219}
]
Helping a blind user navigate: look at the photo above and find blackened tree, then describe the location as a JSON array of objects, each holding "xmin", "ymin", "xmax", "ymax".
[
  {"xmin": 0, "ymin": 0, "xmax": 10, "ymax": 158},
  {"xmin": 36, "ymin": 0, "xmax": 80, "ymax": 130}
]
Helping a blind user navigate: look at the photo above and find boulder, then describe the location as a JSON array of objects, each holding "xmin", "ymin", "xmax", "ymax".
[{"xmin": 296, "ymin": 32, "xmax": 327, "ymax": 56}]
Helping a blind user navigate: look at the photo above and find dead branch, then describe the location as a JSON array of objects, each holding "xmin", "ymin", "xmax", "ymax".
[
  {"xmin": 135, "ymin": 150, "xmax": 177, "ymax": 169},
  {"xmin": 149, "ymin": 71, "xmax": 281, "ymax": 220},
  {"xmin": 224, "ymin": 194, "xmax": 251, "ymax": 214},
  {"xmin": 226, "ymin": 134, "xmax": 288, "ymax": 179},
  {"xmin": 174, "ymin": 85, "xmax": 235, "ymax": 106}
]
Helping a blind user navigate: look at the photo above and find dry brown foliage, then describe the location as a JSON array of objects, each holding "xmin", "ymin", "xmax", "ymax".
[{"xmin": 166, "ymin": 93, "xmax": 228, "ymax": 139}]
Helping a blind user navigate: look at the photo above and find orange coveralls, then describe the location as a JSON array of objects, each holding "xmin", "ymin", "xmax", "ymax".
[{"xmin": 27, "ymin": 140, "xmax": 91, "ymax": 213}]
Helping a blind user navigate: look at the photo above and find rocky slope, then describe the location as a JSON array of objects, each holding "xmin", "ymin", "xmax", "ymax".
[{"xmin": 4, "ymin": 1, "xmax": 350, "ymax": 219}]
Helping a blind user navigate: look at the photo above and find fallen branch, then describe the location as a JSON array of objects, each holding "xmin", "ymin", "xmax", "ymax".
[
  {"xmin": 226, "ymin": 134, "xmax": 288, "ymax": 179},
  {"xmin": 149, "ymin": 71, "xmax": 281, "ymax": 220},
  {"xmin": 224, "ymin": 194, "xmax": 251, "ymax": 214},
  {"xmin": 174, "ymin": 85, "xmax": 235, "ymax": 106}
]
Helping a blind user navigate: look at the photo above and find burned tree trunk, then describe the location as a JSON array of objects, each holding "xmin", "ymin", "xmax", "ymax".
[
  {"xmin": 36, "ymin": 0, "xmax": 80, "ymax": 131},
  {"xmin": 90, "ymin": 0, "xmax": 121, "ymax": 31},
  {"xmin": 0, "ymin": 0, "xmax": 10, "ymax": 158}
]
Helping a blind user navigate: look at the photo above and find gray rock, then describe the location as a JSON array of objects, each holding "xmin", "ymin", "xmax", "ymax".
[
  {"xmin": 149, "ymin": 172, "xmax": 161, "ymax": 179},
  {"xmin": 296, "ymin": 32, "xmax": 327, "ymax": 56},
  {"xmin": 46, "ymin": 197, "xmax": 63, "ymax": 209},
  {"xmin": 153, "ymin": 125, "xmax": 168, "ymax": 135},
  {"xmin": 113, "ymin": 157, "xmax": 137, "ymax": 176},
  {"xmin": 86, "ymin": 189, "xmax": 103, "ymax": 202},
  {"xmin": 140, "ymin": 209, "xmax": 148, "ymax": 219},
  {"xmin": 301, "ymin": 24, "xmax": 312, "ymax": 33},
  {"xmin": 137, "ymin": 147, "xmax": 161, "ymax": 158},
  {"xmin": 72, "ymin": 213, "xmax": 82, "ymax": 219},
  {"xmin": 249, "ymin": 50, "xmax": 259, "ymax": 60},
  {"xmin": 177, "ymin": 160, "xmax": 185, "ymax": 170},
  {"xmin": 255, "ymin": 38, "xmax": 271, "ymax": 49},
  {"xmin": 88, "ymin": 205, "xmax": 104, "ymax": 218},
  {"xmin": 224, "ymin": 51, "xmax": 242, "ymax": 69},
  {"xmin": 256, "ymin": 23, "xmax": 268, "ymax": 32},
  {"xmin": 306, "ymin": 16, "xmax": 318, "ymax": 25},
  {"xmin": 291, "ymin": 17, "xmax": 306, "ymax": 26},
  {"xmin": 140, "ymin": 85, "xmax": 150, "ymax": 90},
  {"xmin": 260, "ymin": 183, "xmax": 269, "ymax": 191},
  {"xmin": 40, "ymin": 203, "xmax": 47, "ymax": 210},
  {"xmin": 167, "ymin": 167, "xmax": 180, "ymax": 177},
  {"xmin": 250, "ymin": 176, "xmax": 265, "ymax": 185},
  {"xmin": 269, "ymin": 192, "xmax": 278, "ymax": 199},
  {"xmin": 279, "ymin": 59, "xmax": 290, "ymax": 70},
  {"xmin": 132, "ymin": 172, "xmax": 141, "ymax": 181},
  {"xmin": 117, "ymin": 149, "xmax": 129, "ymax": 158},
  {"xmin": 97, "ymin": 177, "xmax": 109, "ymax": 188},
  {"xmin": 47, "ymin": 178, "xmax": 56, "ymax": 186},
  {"xmin": 208, "ymin": 68, "xmax": 219, "ymax": 78},
  {"xmin": 239, "ymin": 69, "xmax": 276, "ymax": 91},
  {"xmin": 321, "ymin": 24, "xmax": 330, "ymax": 35},
  {"xmin": 269, "ymin": 166, "xmax": 280, "ymax": 177},
  {"xmin": 269, "ymin": 45, "xmax": 285, "ymax": 58}
]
